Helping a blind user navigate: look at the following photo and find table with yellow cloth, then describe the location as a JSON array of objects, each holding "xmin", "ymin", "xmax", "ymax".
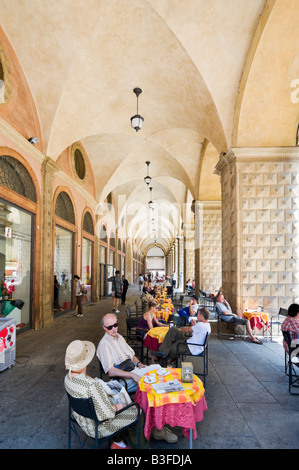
[
  {"xmin": 243, "ymin": 310, "xmax": 269, "ymax": 330},
  {"xmin": 143, "ymin": 326, "xmax": 169, "ymax": 352},
  {"xmin": 156, "ymin": 297, "xmax": 174, "ymax": 322},
  {"xmin": 134, "ymin": 368, "xmax": 207, "ymax": 447}
]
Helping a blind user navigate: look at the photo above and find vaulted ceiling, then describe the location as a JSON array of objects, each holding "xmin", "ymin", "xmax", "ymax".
[{"xmin": 0, "ymin": 0, "xmax": 298, "ymax": 253}]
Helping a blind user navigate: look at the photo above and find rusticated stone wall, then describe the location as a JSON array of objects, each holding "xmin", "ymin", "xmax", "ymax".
[
  {"xmin": 215, "ymin": 148, "xmax": 299, "ymax": 314},
  {"xmin": 194, "ymin": 202, "xmax": 222, "ymax": 293}
]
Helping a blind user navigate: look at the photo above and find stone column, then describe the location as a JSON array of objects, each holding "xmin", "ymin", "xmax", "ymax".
[
  {"xmin": 215, "ymin": 147, "xmax": 299, "ymax": 314},
  {"xmin": 183, "ymin": 222, "xmax": 195, "ymax": 287},
  {"xmin": 177, "ymin": 236, "xmax": 184, "ymax": 289},
  {"xmin": 40, "ymin": 157, "xmax": 59, "ymax": 328},
  {"xmin": 125, "ymin": 237, "xmax": 133, "ymax": 284}
]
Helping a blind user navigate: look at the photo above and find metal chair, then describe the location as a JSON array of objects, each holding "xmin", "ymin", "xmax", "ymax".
[
  {"xmin": 126, "ymin": 305, "xmax": 142, "ymax": 318},
  {"xmin": 175, "ymin": 332, "xmax": 210, "ymax": 387},
  {"xmin": 269, "ymin": 307, "xmax": 288, "ymax": 341},
  {"xmin": 281, "ymin": 330, "xmax": 299, "ymax": 395},
  {"xmin": 66, "ymin": 391, "xmax": 141, "ymax": 449},
  {"xmin": 134, "ymin": 299, "xmax": 143, "ymax": 313}
]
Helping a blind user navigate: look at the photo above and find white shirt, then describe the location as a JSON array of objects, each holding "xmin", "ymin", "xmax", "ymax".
[{"xmin": 187, "ymin": 322, "xmax": 211, "ymax": 355}]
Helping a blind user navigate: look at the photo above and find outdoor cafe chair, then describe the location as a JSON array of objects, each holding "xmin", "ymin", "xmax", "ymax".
[
  {"xmin": 282, "ymin": 330, "xmax": 299, "ymax": 395},
  {"xmin": 175, "ymin": 332, "xmax": 211, "ymax": 387},
  {"xmin": 66, "ymin": 391, "xmax": 140, "ymax": 449},
  {"xmin": 269, "ymin": 307, "xmax": 288, "ymax": 341}
]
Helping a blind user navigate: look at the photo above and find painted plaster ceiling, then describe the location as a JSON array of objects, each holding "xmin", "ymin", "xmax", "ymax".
[{"xmin": 1, "ymin": 0, "xmax": 298, "ymax": 252}]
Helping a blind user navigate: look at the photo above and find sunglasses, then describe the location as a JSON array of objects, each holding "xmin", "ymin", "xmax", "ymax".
[{"xmin": 104, "ymin": 322, "xmax": 119, "ymax": 330}]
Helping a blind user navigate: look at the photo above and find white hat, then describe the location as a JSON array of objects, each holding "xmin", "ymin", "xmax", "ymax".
[{"xmin": 65, "ymin": 340, "xmax": 95, "ymax": 372}]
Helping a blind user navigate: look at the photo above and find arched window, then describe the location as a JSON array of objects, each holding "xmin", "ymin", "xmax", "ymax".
[
  {"xmin": 0, "ymin": 155, "xmax": 37, "ymax": 202},
  {"xmin": 55, "ymin": 191, "xmax": 75, "ymax": 224},
  {"xmin": 83, "ymin": 211, "xmax": 94, "ymax": 235}
]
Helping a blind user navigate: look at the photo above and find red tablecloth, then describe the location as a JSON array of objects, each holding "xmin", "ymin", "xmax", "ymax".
[
  {"xmin": 242, "ymin": 311, "xmax": 269, "ymax": 330},
  {"xmin": 134, "ymin": 385, "xmax": 207, "ymax": 441},
  {"xmin": 143, "ymin": 335, "xmax": 160, "ymax": 351},
  {"xmin": 143, "ymin": 327, "xmax": 169, "ymax": 352}
]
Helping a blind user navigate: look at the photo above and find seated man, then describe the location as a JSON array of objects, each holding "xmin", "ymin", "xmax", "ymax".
[
  {"xmin": 281, "ymin": 303, "xmax": 299, "ymax": 362},
  {"xmin": 97, "ymin": 313, "xmax": 178, "ymax": 443},
  {"xmin": 154, "ymin": 307, "xmax": 211, "ymax": 361},
  {"xmin": 215, "ymin": 293, "xmax": 262, "ymax": 344},
  {"xmin": 188, "ymin": 294, "xmax": 200, "ymax": 317},
  {"xmin": 142, "ymin": 281, "xmax": 149, "ymax": 294},
  {"xmin": 97, "ymin": 314, "xmax": 160, "ymax": 393}
]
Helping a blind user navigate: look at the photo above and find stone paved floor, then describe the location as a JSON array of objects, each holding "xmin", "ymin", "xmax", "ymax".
[{"xmin": 0, "ymin": 284, "xmax": 298, "ymax": 451}]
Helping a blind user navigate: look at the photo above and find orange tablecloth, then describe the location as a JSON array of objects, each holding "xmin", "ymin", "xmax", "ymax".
[
  {"xmin": 139, "ymin": 367, "xmax": 205, "ymax": 408},
  {"xmin": 243, "ymin": 310, "xmax": 269, "ymax": 330}
]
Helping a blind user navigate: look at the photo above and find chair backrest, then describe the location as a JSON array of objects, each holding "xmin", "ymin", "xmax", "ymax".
[
  {"xmin": 282, "ymin": 330, "xmax": 291, "ymax": 348},
  {"xmin": 279, "ymin": 308, "xmax": 288, "ymax": 317},
  {"xmin": 126, "ymin": 316, "xmax": 139, "ymax": 334},
  {"xmin": 66, "ymin": 391, "xmax": 98, "ymax": 422},
  {"xmin": 126, "ymin": 306, "xmax": 131, "ymax": 318},
  {"xmin": 203, "ymin": 332, "xmax": 211, "ymax": 347}
]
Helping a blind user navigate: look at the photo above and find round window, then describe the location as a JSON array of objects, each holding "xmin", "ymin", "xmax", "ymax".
[{"xmin": 74, "ymin": 149, "xmax": 86, "ymax": 180}]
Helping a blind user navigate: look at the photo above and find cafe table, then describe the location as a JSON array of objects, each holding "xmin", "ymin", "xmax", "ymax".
[
  {"xmin": 134, "ymin": 367, "xmax": 207, "ymax": 449},
  {"xmin": 243, "ymin": 309, "xmax": 269, "ymax": 339},
  {"xmin": 143, "ymin": 326, "xmax": 169, "ymax": 352}
]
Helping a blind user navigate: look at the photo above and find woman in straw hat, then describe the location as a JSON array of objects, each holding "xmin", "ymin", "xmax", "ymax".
[{"xmin": 64, "ymin": 339, "xmax": 137, "ymax": 449}]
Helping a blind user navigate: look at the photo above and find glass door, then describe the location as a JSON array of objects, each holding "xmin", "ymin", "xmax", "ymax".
[{"xmin": 54, "ymin": 225, "xmax": 73, "ymax": 315}]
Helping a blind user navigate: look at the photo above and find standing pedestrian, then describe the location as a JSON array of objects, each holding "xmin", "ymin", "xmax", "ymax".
[
  {"xmin": 121, "ymin": 275, "xmax": 129, "ymax": 305},
  {"xmin": 74, "ymin": 274, "xmax": 83, "ymax": 317},
  {"xmin": 138, "ymin": 273, "xmax": 144, "ymax": 291},
  {"xmin": 108, "ymin": 270, "xmax": 123, "ymax": 313}
]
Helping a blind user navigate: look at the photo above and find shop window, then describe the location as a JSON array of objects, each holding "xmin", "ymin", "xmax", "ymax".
[
  {"xmin": 55, "ymin": 191, "xmax": 75, "ymax": 224},
  {"xmin": 82, "ymin": 238, "xmax": 92, "ymax": 303},
  {"xmin": 0, "ymin": 200, "xmax": 32, "ymax": 330},
  {"xmin": 0, "ymin": 155, "xmax": 37, "ymax": 202},
  {"xmin": 54, "ymin": 226, "xmax": 73, "ymax": 314}
]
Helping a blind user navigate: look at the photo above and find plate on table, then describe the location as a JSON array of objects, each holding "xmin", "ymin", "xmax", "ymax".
[
  {"xmin": 144, "ymin": 374, "xmax": 157, "ymax": 384},
  {"xmin": 157, "ymin": 368, "xmax": 169, "ymax": 376}
]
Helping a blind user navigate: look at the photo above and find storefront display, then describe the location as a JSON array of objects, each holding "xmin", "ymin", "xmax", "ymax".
[{"xmin": 0, "ymin": 201, "xmax": 32, "ymax": 330}]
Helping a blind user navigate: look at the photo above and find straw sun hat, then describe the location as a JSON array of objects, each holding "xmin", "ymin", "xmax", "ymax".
[{"xmin": 65, "ymin": 339, "xmax": 95, "ymax": 372}]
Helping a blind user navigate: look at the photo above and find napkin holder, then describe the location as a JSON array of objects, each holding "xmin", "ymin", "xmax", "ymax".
[{"xmin": 181, "ymin": 362, "xmax": 193, "ymax": 383}]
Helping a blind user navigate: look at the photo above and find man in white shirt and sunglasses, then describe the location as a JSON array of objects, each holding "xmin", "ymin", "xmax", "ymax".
[{"xmin": 97, "ymin": 313, "xmax": 178, "ymax": 444}]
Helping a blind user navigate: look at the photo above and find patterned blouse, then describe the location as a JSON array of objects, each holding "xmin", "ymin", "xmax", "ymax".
[
  {"xmin": 64, "ymin": 372, "xmax": 137, "ymax": 439},
  {"xmin": 281, "ymin": 316, "xmax": 299, "ymax": 352}
]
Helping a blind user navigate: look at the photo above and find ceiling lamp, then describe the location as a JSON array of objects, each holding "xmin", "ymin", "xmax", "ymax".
[
  {"xmin": 130, "ymin": 87, "xmax": 144, "ymax": 132},
  {"xmin": 144, "ymin": 161, "xmax": 151, "ymax": 185},
  {"xmin": 148, "ymin": 187, "xmax": 154, "ymax": 209}
]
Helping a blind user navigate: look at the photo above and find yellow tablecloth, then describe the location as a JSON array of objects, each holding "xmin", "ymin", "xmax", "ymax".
[
  {"xmin": 147, "ymin": 326, "xmax": 169, "ymax": 343},
  {"xmin": 139, "ymin": 368, "xmax": 205, "ymax": 408}
]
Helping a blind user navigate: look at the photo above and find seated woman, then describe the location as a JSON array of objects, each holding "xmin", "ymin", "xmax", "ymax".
[
  {"xmin": 136, "ymin": 300, "xmax": 168, "ymax": 339},
  {"xmin": 64, "ymin": 339, "xmax": 137, "ymax": 449}
]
